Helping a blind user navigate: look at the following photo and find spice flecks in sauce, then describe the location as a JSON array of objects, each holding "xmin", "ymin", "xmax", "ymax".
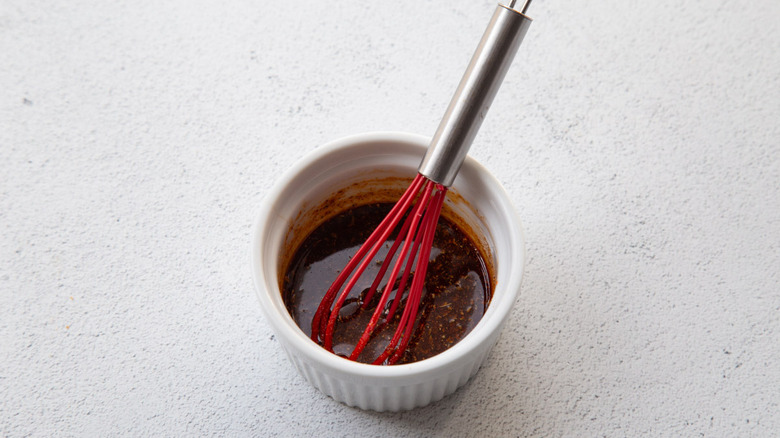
[{"xmin": 282, "ymin": 202, "xmax": 492, "ymax": 365}]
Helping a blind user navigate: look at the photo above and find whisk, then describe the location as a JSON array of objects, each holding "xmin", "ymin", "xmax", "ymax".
[{"xmin": 311, "ymin": 1, "xmax": 533, "ymax": 365}]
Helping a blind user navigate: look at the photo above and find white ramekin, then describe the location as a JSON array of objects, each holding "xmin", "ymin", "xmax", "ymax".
[{"xmin": 251, "ymin": 132, "xmax": 524, "ymax": 411}]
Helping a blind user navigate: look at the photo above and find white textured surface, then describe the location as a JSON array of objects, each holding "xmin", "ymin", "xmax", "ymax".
[{"xmin": 1, "ymin": 0, "xmax": 779, "ymax": 435}]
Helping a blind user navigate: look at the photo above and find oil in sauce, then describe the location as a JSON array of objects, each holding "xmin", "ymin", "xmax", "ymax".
[{"xmin": 282, "ymin": 202, "xmax": 492, "ymax": 365}]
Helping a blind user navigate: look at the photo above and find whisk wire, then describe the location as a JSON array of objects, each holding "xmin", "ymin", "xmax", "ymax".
[
  {"xmin": 375, "ymin": 184, "xmax": 446, "ymax": 365},
  {"xmin": 360, "ymin": 191, "xmax": 423, "ymax": 308},
  {"xmin": 348, "ymin": 180, "xmax": 435, "ymax": 361},
  {"xmin": 312, "ymin": 174, "xmax": 428, "ymax": 350},
  {"xmin": 310, "ymin": 172, "xmax": 451, "ymax": 364}
]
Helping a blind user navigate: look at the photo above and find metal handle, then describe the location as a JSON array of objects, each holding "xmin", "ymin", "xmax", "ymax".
[{"xmin": 417, "ymin": 2, "xmax": 532, "ymax": 186}]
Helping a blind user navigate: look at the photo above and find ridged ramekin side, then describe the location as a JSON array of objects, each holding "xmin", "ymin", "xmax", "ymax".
[{"xmin": 280, "ymin": 326, "xmax": 502, "ymax": 412}]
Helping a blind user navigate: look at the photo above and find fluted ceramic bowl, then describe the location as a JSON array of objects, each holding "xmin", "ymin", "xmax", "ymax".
[{"xmin": 251, "ymin": 132, "xmax": 524, "ymax": 411}]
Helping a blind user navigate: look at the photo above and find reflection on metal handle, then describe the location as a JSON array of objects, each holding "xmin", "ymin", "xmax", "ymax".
[{"xmin": 418, "ymin": 3, "xmax": 532, "ymax": 186}]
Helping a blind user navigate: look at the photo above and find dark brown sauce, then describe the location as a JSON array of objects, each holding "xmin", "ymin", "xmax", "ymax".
[{"xmin": 282, "ymin": 202, "xmax": 492, "ymax": 365}]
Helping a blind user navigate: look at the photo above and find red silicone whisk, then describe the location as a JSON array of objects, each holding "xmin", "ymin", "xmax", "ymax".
[{"xmin": 311, "ymin": 0, "xmax": 533, "ymax": 365}]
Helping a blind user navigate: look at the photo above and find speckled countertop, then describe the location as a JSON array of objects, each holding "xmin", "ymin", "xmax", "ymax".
[{"xmin": 2, "ymin": 0, "xmax": 779, "ymax": 436}]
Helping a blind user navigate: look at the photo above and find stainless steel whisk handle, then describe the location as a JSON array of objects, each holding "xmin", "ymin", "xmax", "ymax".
[{"xmin": 417, "ymin": 1, "xmax": 533, "ymax": 187}]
